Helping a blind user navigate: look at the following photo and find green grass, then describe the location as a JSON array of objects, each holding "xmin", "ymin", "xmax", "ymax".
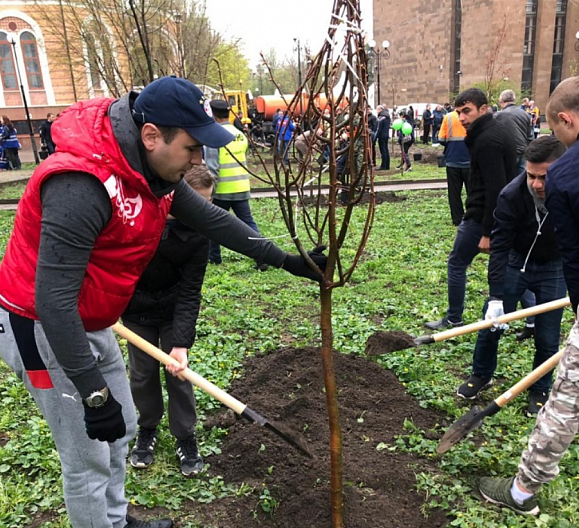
[
  {"xmin": 0, "ymin": 189, "xmax": 576, "ymax": 527},
  {"xmin": 0, "ymin": 182, "xmax": 28, "ymax": 200}
]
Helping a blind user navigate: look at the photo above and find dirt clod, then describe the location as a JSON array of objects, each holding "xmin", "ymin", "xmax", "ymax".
[{"xmin": 365, "ymin": 330, "xmax": 416, "ymax": 355}]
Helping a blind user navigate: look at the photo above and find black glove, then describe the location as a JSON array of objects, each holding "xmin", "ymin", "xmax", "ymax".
[
  {"xmin": 282, "ymin": 246, "xmax": 327, "ymax": 283},
  {"xmin": 83, "ymin": 391, "xmax": 126, "ymax": 442}
]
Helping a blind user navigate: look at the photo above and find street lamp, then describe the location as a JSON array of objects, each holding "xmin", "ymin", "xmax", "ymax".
[
  {"xmin": 293, "ymin": 38, "xmax": 302, "ymax": 115},
  {"xmin": 172, "ymin": 10, "xmax": 184, "ymax": 77},
  {"xmin": 368, "ymin": 39, "xmax": 390, "ymax": 106},
  {"xmin": 9, "ymin": 35, "xmax": 40, "ymax": 164}
]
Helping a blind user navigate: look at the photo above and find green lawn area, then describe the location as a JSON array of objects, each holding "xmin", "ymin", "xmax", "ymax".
[{"xmin": 0, "ymin": 189, "xmax": 577, "ymax": 528}]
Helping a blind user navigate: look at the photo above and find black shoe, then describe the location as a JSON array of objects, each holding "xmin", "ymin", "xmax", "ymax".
[
  {"xmin": 526, "ymin": 391, "xmax": 548, "ymax": 417},
  {"xmin": 209, "ymin": 259, "xmax": 222, "ymax": 265},
  {"xmin": 516, "ymin": 326, "xmax": 535, "ymax": 341},
  {"xmin": 254, "ymin": 261, "xmax": 269, "ymax": 272},
  {"xmin": 176, "ymin": 434, "xmax": 204, "ymax": 477},
  {"xmin": 457, "ymin": 375, "xmax": 493, "ymax": 399},
  {"xmin": 125, "ymin": 515, "xmax": 173, "ymax": 528},
  {"xmin": 424, "ymin": 317, "xmax": 463, "ymax": 331},
  {"xmin": 130, "ymin": 428, "xmax": 157, "ymax": 469},
  {"xmin": 395, "ymin": 164, "xmax": 402, "ymax": 170}
]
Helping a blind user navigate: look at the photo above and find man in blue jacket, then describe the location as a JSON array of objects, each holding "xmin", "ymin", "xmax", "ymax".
[
  {"xmin": 477, "ymin": 76, "xmax": 579, "ymax": 516},
  {"xmin": 456, "ymin": 136, "xmax": 566, "ymax": 409}
]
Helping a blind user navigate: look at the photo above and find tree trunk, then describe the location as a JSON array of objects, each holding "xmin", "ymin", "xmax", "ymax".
[{"xmin": 320, "ymin": 286, "xmax": 343, "ymax": 527}]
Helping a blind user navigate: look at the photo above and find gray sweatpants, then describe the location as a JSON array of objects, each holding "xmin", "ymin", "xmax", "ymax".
[{"xmin": 0, "ymin": 309, "xmax": 137, "ymax": 528}]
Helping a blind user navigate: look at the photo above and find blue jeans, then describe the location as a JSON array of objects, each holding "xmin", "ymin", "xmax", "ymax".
[
  {"xmin": 472, "ymin": 254, "xmax": 566, "ymax": 393},
  {"xmin": 209, "ymin": 198, "xmax": 261, "ymax": 263},
  {"xmin": 446, "ymin": 218, "xmax": 483, "ymax": 323}
]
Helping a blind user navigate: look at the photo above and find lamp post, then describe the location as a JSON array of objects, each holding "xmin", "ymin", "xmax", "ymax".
[
  {"xmin": 9, "ymin": 36, "xmax": 40, "ymax": 164},
  {"xmin": 293, "ymin": 38, "xmax": 302, "ymax": 115},
  {"xmin": 173, "ymin": 11, "xmax": 184, "ymax": 77},
  {"xmin": 368, "ymin": 39, "xmax": 390, "ymax": 106}
]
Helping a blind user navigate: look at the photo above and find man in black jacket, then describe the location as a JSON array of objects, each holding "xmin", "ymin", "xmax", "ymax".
[
  {"xmin": 456, "ymin": 136, "xmax": 567, "ymax": 407},
  {"xmin": 422, "ymin": 104, "xmax": 433, "ymax": 144},
  {"xmin": 375, "ymin": 105, "xmax": 391, "ymax": 170},
  {"xmin": 426, "ymin": 88, "xmax": 517, "ymax": 330}
]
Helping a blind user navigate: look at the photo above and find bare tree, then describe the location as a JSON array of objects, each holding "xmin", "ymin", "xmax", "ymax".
[
  {"xmin": 222, "ymin": 1, "xmax": 374, "ymax": 526},
  {"xmin": 34, "ymin": 0, "xmax": 237, "ymax": 96}
]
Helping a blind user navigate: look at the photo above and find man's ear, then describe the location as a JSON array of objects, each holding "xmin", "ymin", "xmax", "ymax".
[
  {"xmin": 557, "ymin": 111, "xmax": 578, "ymax": 128},
  {"xmin": 141, "ymin": 123, "xmax": 161, "ymax": 151}
]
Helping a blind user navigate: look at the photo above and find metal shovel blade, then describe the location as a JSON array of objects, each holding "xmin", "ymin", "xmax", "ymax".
[
  {"xmin": 242, "ymin": 406, "xmax": 313, "ymax": 458},
  {"xmin": 436, "ymin": 405, "xmax": 483, "ymax": 454}
]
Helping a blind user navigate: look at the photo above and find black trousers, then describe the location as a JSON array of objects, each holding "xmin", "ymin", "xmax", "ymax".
[
  {"xmin": 422, "ymin": 123, "xmax": 431, "ymax": 144},
  {"xmin": 446, "ymin": 166, "xmax": 470, "ymax": 226},
  {"xmin": 123, "ymin": 319, "xmax": 198, "ymax": 440},
  {"xmin": 378, "ymin": 137, "xmax": 390, "ymax": 169}
]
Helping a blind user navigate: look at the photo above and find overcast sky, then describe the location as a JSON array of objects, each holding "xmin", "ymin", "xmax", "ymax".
[{"xmin": 203, "ymin": 0, "xmax": 373, "ymax": 69}]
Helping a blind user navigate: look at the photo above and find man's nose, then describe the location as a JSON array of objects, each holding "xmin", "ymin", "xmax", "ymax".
[{"xmin": 190, "ymin": 150, "xmax": 203, "ymax": 165}]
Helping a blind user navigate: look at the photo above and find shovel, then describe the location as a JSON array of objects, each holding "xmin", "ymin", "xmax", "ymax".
[
  {"xmin": 436, "ymin": 348, "xmax": 565, "ymax": 454},
  {"xmin": 111, "ymin": 322, "xmax": 313, "ymax": 458},
  {"xmin": 414, "ymin": 297, "xmax": 570, "ymax": 347}
]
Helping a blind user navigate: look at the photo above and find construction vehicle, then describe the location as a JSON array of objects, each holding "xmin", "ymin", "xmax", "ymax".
[{"xmin": 212, "ymin": 89, "xmax": 251, "ymax": 126}]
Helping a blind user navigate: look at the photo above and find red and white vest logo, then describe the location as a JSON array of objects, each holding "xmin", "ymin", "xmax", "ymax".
[{"xmin": 103, "ymin": 175, "xmax": 143, "ymax": 226}]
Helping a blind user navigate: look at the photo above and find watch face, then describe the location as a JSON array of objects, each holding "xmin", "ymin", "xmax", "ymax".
[{"xmin": 90, "ymin": 394, "xmax": 105, "ymax": 407}]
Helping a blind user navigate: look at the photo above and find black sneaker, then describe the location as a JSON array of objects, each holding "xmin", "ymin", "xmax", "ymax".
[
  {"xmin": 526, "ymin": 391, "xmax": 548, "ymax": 417},
  {"xmin": 254, "ymin": 261, "xmax": 269, "ymax": 272},
  {"xmin": 457, "ymin": 375, "xmax": 493, "ymax": 399},
  {"xmin": 478, "ymin": 477, "xmax": 539, "ymax": 515},
  {"xmin": 130, "ymin": 428, "xmax": 157, "ymax": 469},
  {"xmin": 176, "ymin": 434, "xmax": 204, "ymax": 477},
  {"xmin": 424, "ymin": 317, "xmax": 463, "ymax": 331},
  {"xmin": 125, "ymin": 514, "xmax": 173, "ymax": 528},
  {"xmin": 516, "ymin": 326, "xmax": 535, "ymax": 341}
]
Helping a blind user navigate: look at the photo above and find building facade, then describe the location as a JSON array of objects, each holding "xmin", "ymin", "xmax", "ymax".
[
  {"xmin": 372, "ymin": 0, "xmax": 579, "ymax": 114},
  {"xmin": 0, "ymin": 0, "xmax": 180, "ymax": 152}
]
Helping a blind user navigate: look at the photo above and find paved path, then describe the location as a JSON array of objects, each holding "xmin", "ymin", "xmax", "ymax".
[{"xmin": 0, "ymin": 168, "xmax": 447, "ymax": 209}]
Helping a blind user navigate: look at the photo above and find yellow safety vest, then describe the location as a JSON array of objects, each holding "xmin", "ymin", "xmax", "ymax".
[{"xmin": 216, "ymin": 123, "xmax": 250, "ymax": 196}]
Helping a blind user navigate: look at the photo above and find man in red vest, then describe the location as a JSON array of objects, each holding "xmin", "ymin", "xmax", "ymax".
[{"xmin": 0, "ymin": 76, "xmax": 325, "ymax": 528}]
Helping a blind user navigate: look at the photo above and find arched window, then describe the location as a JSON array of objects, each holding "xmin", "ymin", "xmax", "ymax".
[
  {"xmin": 84, "ymin": 32, "xmax": 102, "ymax": 90},
  {"xmin": 20, "ymin": 31, "xmax": 43, "ymax": 89},
  {"xmin": 0, "ymin": 32, "xmax": 17, "ymax": 90}
]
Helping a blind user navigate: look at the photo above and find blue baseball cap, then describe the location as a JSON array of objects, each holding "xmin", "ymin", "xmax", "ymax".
[{"xmin": 133, "ymin": 76, "xmax": 234, "ymax": 148}]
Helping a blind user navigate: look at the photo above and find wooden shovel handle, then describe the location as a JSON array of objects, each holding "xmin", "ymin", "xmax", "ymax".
[
  {"xmin": 495, "ymin": 349, "xmax": 565, "ymax": 408},
  {"xmin": 433, "ymin": 297, "xmax": 570, "ymax": 342},
  {"xmin": 112, "ymin": 322, "xmax": 246, "ymax": 415}
]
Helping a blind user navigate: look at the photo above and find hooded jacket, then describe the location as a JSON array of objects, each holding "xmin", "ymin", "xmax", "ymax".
[{"xmin": 488, "ymin": 172, "xmax": 560, "ymax": 298}]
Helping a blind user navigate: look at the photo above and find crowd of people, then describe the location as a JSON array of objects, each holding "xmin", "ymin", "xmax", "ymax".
[{"xmin": 1, "ymin": 70, "xmax": 579, "ymax": 527}]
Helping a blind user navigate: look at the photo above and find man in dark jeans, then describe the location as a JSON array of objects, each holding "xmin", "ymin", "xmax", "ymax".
[
  {"xmin": 456, "ymin": 136, "xmax": 567, "ymax": 413},
  {"xmin": 375, "ymin": 105, "xmax": 391, "ymax": 170},
  {"xmin": 426, "ymin": 88, "xmax": 517, "ymax": 330}
]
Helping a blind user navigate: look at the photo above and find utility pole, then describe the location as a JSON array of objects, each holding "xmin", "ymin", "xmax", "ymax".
[{"xmin": 10, "ymin": 37, "xmax": 40, "ymax": 164}]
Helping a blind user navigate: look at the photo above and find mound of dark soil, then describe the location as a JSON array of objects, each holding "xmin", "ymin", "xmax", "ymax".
[{"xmin": 186, "ymin": 344, "xmax": 449, "ymax": 528}]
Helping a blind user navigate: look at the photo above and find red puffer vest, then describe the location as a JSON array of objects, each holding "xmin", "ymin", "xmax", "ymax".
[{"xmin": 0, "ymin": 97, "xmax": 173, "ymax": 330}]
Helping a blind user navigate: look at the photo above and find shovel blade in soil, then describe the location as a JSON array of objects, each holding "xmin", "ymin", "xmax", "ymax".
[
  {"xmin": 242, "ymin": 406, "xmax": 313, "ymax": 458},
  {"xmin": 437, "ymin": 405, "xmax": 482, "ymax": 454}
]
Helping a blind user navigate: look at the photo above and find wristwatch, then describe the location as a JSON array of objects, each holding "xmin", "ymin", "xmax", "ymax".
[{"xmin": 84, "ymin": 387, "xmax": 110, "ymax": 408}]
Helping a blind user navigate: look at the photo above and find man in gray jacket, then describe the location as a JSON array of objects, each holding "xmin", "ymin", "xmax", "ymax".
[{"xmin": 495, "ymin": 89, "xmax": 534, "ymax": 174}]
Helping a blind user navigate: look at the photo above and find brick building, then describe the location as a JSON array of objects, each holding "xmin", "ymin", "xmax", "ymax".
[
  {"xmin": 0, "ymin": 1, "xmax": 179, "ymax": 154},
  {"xmin": 372, "ymin": 0, "xmax": 579, "ymax": 114}
]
